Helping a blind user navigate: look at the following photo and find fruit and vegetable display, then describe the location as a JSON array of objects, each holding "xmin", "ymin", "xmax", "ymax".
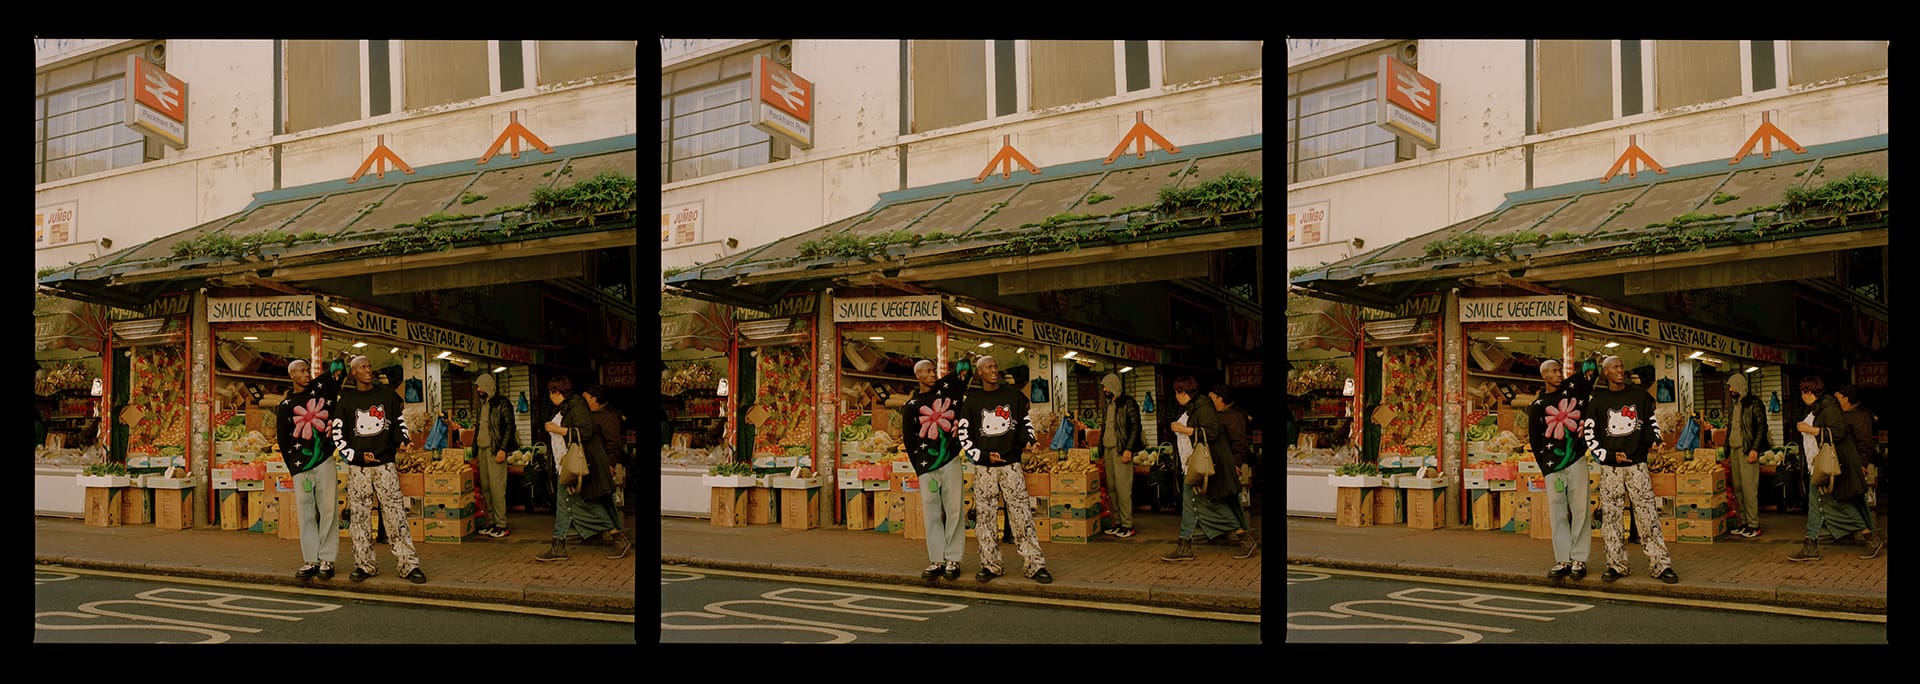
[
  {"xmin": 124, "ymin": 346, "xmax": 189, "ymax": 455},
  {"xmin": 82, "ymin": 462, "xmax": 129, "ymax": 477},
  {"xmin": 1334, "ymin": 462, "xmax": 1382, "ymax": 477},
  {"xmin": 1021, "ymin": 451, "xmax": 1098, "ymax": 474},
  {"xmin": 753, "ymin": 345, "xmax": 815, "ymax": 454},
  {"xmin": 1377, "ymin": 345, "xmax": 1440, "ymax": 453},
  {"xmin": 36, "ymin": 360, "xmax": 94, "ymax": 395},
  {"xmin": 1649, "ymin": 447, "xmax": 1726, "ymax": 473},
  {"xmin": 707, "ymin": 461, "xmax": 756, "ymax": 477}
]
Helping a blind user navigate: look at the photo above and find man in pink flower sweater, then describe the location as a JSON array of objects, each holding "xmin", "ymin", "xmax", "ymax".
[
  {"xmin": 275, "ymin": 357, "xmax": 343, "ymax": 581},
  {"xmin": 902, "ymin": 359, "xmax": 972, "ymax": 581}
]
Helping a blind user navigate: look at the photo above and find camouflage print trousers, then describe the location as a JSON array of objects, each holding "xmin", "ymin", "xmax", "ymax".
[
  {"xmin": 1598, "ymin": 462, "xmax": 1672, "ymax": 576},
  {"xmin": 971, "ymin": 465, "xmax": 1046, "ymax": 577},
  {"xmin": 348, "ymin": 462, "xmax": 420, "ymax": 575}
]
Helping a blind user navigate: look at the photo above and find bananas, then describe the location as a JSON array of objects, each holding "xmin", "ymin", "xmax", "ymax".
[{"xmin": 398, "ymin": 450, "xmax": 467, "ymax": 473}]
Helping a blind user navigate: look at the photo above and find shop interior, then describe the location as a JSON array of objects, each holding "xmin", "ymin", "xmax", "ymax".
[{"xmin": 35, "ymin": 354, "xmax": 103, "ymax": 450}]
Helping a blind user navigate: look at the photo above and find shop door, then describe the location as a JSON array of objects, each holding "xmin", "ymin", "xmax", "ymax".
[
  {"xmin": 111, "ymin": 347, "xmax": 131, "ymax": 460},
  {"xmin": 734, "ymin": 357, "xmax": 758, "ymax": 460},
  {"xmin": 1363, "ymin": 349, "xmax": 1382, "ymax": 463}
]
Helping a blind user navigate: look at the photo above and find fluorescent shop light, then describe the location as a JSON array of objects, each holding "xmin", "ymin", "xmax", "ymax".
[
  {"xmin": 1688, "ymin": 351, "xmax": 1703, "ymax": 359},
  {"xmin": 1120, "ymin": 367, "xmax": 1134, "ymax": 373},
  {"xmin": 437, "ymin": 351, "xmax": 453, "ymax": 360},
  {"xmin": 352, "ymin": 342, "xmax": 368, "ymax": 348},
  {"xmin": 956, "ymin": 306, "xmax": 976, "ymax": 314},
  {"xmin": 1062, "ymin": 351, "xmax": 1078, "ymax": 359}
]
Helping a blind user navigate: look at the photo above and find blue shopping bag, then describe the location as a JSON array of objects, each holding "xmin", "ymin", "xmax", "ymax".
[
  {"xmin": 1050, "ymin": 416, "xmax": 1075, "ymax": 450},
  {"xmin": 424, "ymin": 415, "xmax": 450, "ymax": 450}
]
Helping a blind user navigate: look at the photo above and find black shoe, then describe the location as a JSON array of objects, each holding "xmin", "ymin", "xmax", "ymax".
[
  {"xmin": 1656, "ymin": 568, "xmax": 1679, "ymax": 584},
  {"xmin": 1601, "ymin": 567, "xmax": 1625, "ymax": 582},
  {"xmin": 975, "ymin": 566, "xmax": 1003, "ymax": 583},
  {"xmin": 1547, "ymin": 562, "xmax": 1571, "ymax": 580},
  {"xmin": 295, "ymin": 563, "xmax": 320, "ymax": 580},
  {"xmin": 1030, "ymin": 567, "xmax": 1054, "ymax": 584},
  {"xmin": 921, "ymin": 563, "xmax": 944, "ymax": 580},
  {"xmin": 403, "ymin": 567, "xmax": 428, "ymax": 584},
  {"xmin": 944, "ymin": 561, "xmax": 961, "ymax": 580},
  {"xmin": 317, "ymin": 562, "xmax": 335, "ymax": 581},
  {"xmin": 350, "ymin": 566, "xmax": 376, "ymax": 582},
  {"xmin": 1569, "ymin": 562, "xmax": 1587, "ymax": 580}
]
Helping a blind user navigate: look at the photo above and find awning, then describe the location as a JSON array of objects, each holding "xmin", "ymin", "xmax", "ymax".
[
  {"xmin": 1290, "ymin": 135, "xmax": 1888, "ymax": 309},
  {"xmin": 665, "ymin": 135, "xmax": 1264, "ymax": 310},
  {"xmin": 1286, "ymin": 293, "xmax": 1364, "ymax": 356},
  {"xmin": 33, "ymin": 294, "xmax": 119, "ymax": 355},
  {"xmin": 36, "ymin": 136, "xmax": 638, "ymax": 309},
  {"xmin": 661, "ymin": 293, "xmax": 732, "ymax": 358}
]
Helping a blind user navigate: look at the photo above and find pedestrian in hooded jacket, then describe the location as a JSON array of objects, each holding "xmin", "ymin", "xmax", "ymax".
[
  {"xmin": 277, "ymin": 358, "xmax": 343, "ymax": 581},
  {"xmin": 902, "ymin": 359, "xmax": 971, "ymax": 581},
  {"xmin": 474, "ymin": 372, "xmax": 522, "ymax": 540},
  {"xmin": 1527, "ymin": 358, "xmax": 1594, "ymax": 581},
  {"xmin": 1582, "ymin": 355, "xmax": 1677, "ymax": 584},
  {"xmin": 329, "ymin": 355, "xmax": 426, "ymax": 584},
  {"xmin": 1725, "ymin": 372, "xmax": 1773, "ymax": 539},
  {"xmin": 1071, "ymin": 372, "xmax": 1146, "ymax": 538}
]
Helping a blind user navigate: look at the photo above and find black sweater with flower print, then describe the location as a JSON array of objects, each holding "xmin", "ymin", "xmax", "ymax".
[
  {"xmin": 274, "ymin": 370, "xmax": 341, "ymax": 475},
  {"xmin": 900, "ymin": 371, "xmax": 968, "ymax": 476}
]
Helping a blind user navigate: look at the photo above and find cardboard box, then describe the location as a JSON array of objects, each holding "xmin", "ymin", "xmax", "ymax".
[
  {"xmin": 1488, "ymin": 479, "xmax": 1518, "ymax": 492},
  {"xmin": 836, "ymin": 468, "xmax": 862, "ymax": 490},
  {"xmin": 409, "ymin": 518, "xmax": 425, "ymax": 542},
  {"xmin": 1024, "ymin": 472, "xmax": 1051, "ymax": 497},
  {"xmin": 1471, "ymin": 489, "xmax": 1496, "ymax": 531},
  {"xmin": 1049, "ymin": 518, "xmax": 1099, "ymax": 543},
  {"xmin": 1337, "ymin": 487, "xmax": 1376, "ymax": 527},
  {"xmin": 1650, "ymin": 472, "xmax": 1678, "ymax": 497},
  {"xmin": 120, "ymin": 487, "xmax": 152, "ymax": 525},
  {"xmin": 236, "ymin": 479, "xmax": 266, "ymax": 492},
  {"xmin": 1676, "ymin": 515, "xmax": 1728, "ymax": 543},
  {"xmin": 85, "ymin": 487, "xmax": 124, "ymax": 527},
  {"xmin": 1497, "ymin": 490, "xmax": 1518, "ymax": 532},
  {"xmin": 1513, "ymin": 491, "xmax": 1533, "ymax": 535},
  {"xmin": 856, "ymin": 465, "xmax": 890, "ymax": 480},
  {"xmin": 425, "ymin": 471, "xmax": 476, "ymax": 496},
  {"xmin": 746, "ymin": 487, "xmax": 778, "ymax": 524},
  {"xmin": 1530, "ymin": 492, "xmax": 1555, "ymax": 540},
  {"xmin": 399, "ymin": 473, "xmax": 425, "ymax": 497},
  {"xmin": 424, "ymin": 515, "xmax": 476, "ymax": 543},
  {"xmin": 1674, "ymin": 494, "xmax": 1728, "ymax": 519},
  {"xmin": 1052, "ymin": 471, "xmax": 1099, "ymax": 494},
  {"xmin": 278, "ymin": 492, "xmax": 302, "ymax": 540},
  {"xmin": 844, "ymin": 490, "xmax": 872, "ymax": 531},
  {"xmin": 1067, "ymin": 448, "xmax": 1095, "ymax": 462},
  {"xmin": 212, "ymin": 469, "xmax": 237, "ymax": 489},
  {"xmin": 1407, "ymin": 488, "xmax": 1445, "ymax": 529},
  {"xmin": 863, "ymin": 479, "xmax": 892, "ymax": 492},
  {"xmin": 1677, "ymin": 470, "xmax": 1726, "ymax": 496},
  {"xmin": 781, "ymin": 487, "xmax": 821, "ymax": 530},
  {"xmin": 709, "ymin": 486, "xmax": 748, "ymax": 527},
  {"xmin": 154, "ymin": 489, "xmax": 192, "ymax": 530},
  {"xmin": 408, "ymin": 495, "xmax": 424, "ymax": 518},
  {"xmin": 1035, "ymin": 520, "xmax": 1051, "ymax": 542},
  {"xmin": 1463, "ymin": 468, "xmax": 1488, "ymax": 489},
  {"xmin": 1661, "ymin": 517, "xmax": 1678, "ymax": 542},
  {"xmin": 1373, "ymin": 487, "xmax": 1405, "ymax": 525},
  {"xmin": 903, "ymin": 499, "xmax": 925, "ymax": 540},
  {"xmin": 257, "ymin": 491, "xmax": 279, "ymax": 533},
  {"xmin": 422, "ymin": 494, "xmax": 476, "ymax": 519}
]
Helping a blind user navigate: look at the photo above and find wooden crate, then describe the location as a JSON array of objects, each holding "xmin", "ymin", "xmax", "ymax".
[
  {"xmin": 1660, "ymin": 516, "xmax": 1678, "ymax": 542},
  {"xmin": 154, "ymin": 489, "xmax": 193, "ymax": 530},
  {"xmin": 1513, "ymin": 490, "xmax": 1533, "ymax": 535},
  {"xmin": 409, "ymin": 518, "xmax": 425, "ymax": 542},
  {"xmin": 278, "ymin": 491, "xmax": 302, "ymax": 540},
  {"xmin": 1471, "ymin": 489, "xmax": 1496, "ymax": 531},
  {"xmin": 1530, "ymin": 491, "xmax": 1555, "ymax": 540},
  {"xmin": 746, "ymin": 487, "xmax": 778, "ymax": 525},
  {"xmin": 218, "ymin": 489, "xmax": 245, "ymax": 530},
  {"xmin": 844, "ymin": 490, "xmax": 873, "ymax": 530},
  {"xmin": 780, "ymin": 488, "xmax": 821, "ymax": 530},
  {"xmin": 84, "ymin": 487, "xmax": 124, "ymax": 527},
  {"xmin": 873, "ymin": 489, "xmax": 895, "ymax": 530},
  {"xmin": 244, "ymin": 491, "xmax": 267, "ymax": 532},
  {"xmin": 1407, "ymin": 488, "xmax": 1445, "ymax": 529},
  {"xmin": 709, "ymin": 487, "xmax": 748, "ymax": 527},
  {"xmin": 1497, "ymin": 490, "xmax": 1518, "ymax": 533},
  {"xmin": 258, "ymin": 491, "xmax": 279, "ymax": 534},
  {"xmin": 1372, "ymin": 486, "xmax": 1404, "ymax": 525},
  {"xmin": 1336, "ymin": 487, "xmax": 1375, "ymax": 527},
  {"xmin": 120, "ymin": 487, "xmax": 153, "ymax": 525},
  {"xmin": 903, "ymin": 497, "xmax": 925, "ymax": 540}
]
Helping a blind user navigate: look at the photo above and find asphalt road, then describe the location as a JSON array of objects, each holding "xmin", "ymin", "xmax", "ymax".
[
  {"xmin": 34, "ymin": 566, "xmax": 637, "ymax": 644},
  {"xmin": 1286, "ymin": 565, "xmax": 1886, "ymax": 645},
  {"xmin": 659, "ymin": 567, "xmax": 1263, "ymax": 645}
]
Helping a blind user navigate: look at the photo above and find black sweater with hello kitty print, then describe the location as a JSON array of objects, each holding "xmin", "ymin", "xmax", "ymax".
[
  {"xmin": 955, "ymin": 385, "xmax": 1033, "ymax": 469},
  {"xmin": 1582, "ymin": 384, "xmax": 1662, "ymax": 468},
  {"xmin": 329, "ymin": 384, "xmax": 411, "ymax": 468}
]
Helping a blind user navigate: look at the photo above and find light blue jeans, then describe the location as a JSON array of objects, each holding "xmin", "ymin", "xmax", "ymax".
[
  {"xmin": 1545, "ymin": 459, "xmax": 1592, "ymax": 564},
  {"xmin": 918, "ymin": 458, "xmax": 967, "ymax": 565},
  {"xmin": 292, "ymin": 458, "xmax": 339, "ymax": 564}
]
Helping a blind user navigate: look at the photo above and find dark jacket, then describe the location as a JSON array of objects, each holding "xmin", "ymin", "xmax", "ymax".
[
  {"xmin": 1106, "ymin": 394, "xmax": 1147, "ymax": 455},
  {"xmin": 591, "ymin": 406, "xmax": 626, "ymax": 469},
  {"xmin": 1810, "ymin": 394, "xmax": 1867, "ymax": 503},
  {"xmin": 275, "ymin": 369, "xmax": 341, "ymax": 474},
  {"xmin": 1583, "ymin": 384, "xmax": 1662, "ymax": 467},
  {"xmin": 902, "ymin": 371, "xmax": 968, "ymax": 476},
  {"xmin": 1727, "ymin": 392, "xmax": 1773, "ymax": 456},
  {"xmin": 1183, "ymin": 397, "xmax": 1240, "ymax": 501},
  {"xmin": 955, "ymin": 385, "xmax": 1032, "ymax": 468},
  {"xmin": 1219, "ymin": 404, "xmax": 1252, "ymax": 464},
  {"xmin": 1842, "ymin": 405, "xmax": 1879, "ymax": 469},
  {"xmin": 556, "ymin": 394, "xmax": 616, "ymax": 502},
  {"xmin": 330, "ymin": 383, "xmax": 410, "ymax": 468},
  {"xmin": 1528, "ymin": 370, "xmax": 1593, "ymax": 475},
  {"xmin": 474, "ymin": 392, "xmax": 521, "ymax": 456}
]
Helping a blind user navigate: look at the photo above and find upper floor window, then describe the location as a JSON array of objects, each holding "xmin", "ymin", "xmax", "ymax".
[
  {"xmin": 661, "ymin": 43, "xmax": 786, "ymax": 183},
  {"xmin": 1789, "ymin": 40, "xmax": 1888, "ymax": 86},
  {"xmin": 1285, "ymin": 43, "xmax": 1414, "ymax": 184},
  {"xmin": 1535, "ymin": 40, "xmax": 1888, "ymax": 135},
  {"xmin": 36, "ymin": 43, "xmax": 164, "ymax": 184},
  {"xmin": 284, "ymin": 40, "xmax": 635, "ymax": 135},
  {"xmin": 910, "ymin": 40, "xmax": 1262, "ymax": 135}
]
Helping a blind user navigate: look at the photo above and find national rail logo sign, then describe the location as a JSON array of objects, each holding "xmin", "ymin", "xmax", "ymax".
[
  {"xmin": 750, "ymin": 55, "xmax": 814, "ymax": 149},
  {"xmin": 1376, "ymin": 55, "xmax": 1438, "ymax": 149},
  {"xmin": 124, "ymin": 55, "xmax": 188, "ymax": 149}
]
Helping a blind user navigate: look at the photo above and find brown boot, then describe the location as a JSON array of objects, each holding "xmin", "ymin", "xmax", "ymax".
[
  {"xmin": 606, "ymin": 530, "xmax": 632, "ymax": 560},
  {"xmin": 1787, "ymin": 538, "xmax": 1820, "ymax": 562},
  {"xmin": 1859, "ymin": 530, "xmax": 1885, "ymax": 559}
]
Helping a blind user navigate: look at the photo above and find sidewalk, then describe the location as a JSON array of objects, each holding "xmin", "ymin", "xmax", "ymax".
[
  {"xmin": 33, "ymin": 509, "xmax": 638, "ymax": 614},
  {"xmin": 1286, "ymin": 509, "xmax": 1887, "ymax": 614},
  {"xmin": 659, "ymin": 508, "xmax": 1264, "ymax": 615}
]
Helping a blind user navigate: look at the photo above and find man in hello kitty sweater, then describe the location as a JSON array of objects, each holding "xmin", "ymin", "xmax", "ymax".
[
  {"xmin": 954, "ymin": 354, "xmax": 1051, "ymax": 585},
  {"xmin": 330, "ymin": 355, "xmax": 425, "ymax": 584},
  {"xmin": 1582, "ymin": 355, "xmax": 1678, "ymax": 585}
]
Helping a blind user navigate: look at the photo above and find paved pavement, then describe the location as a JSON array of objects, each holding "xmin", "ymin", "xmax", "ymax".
[
  {"xmin": 33, "ymin": 508, "xmax": 638, "ymax": 615},
  {"xmin": 1286, "ymin": 508, "xmax": 1887, "ymax": 614},
  {"xmin": 660, "ymin": 507, "xmax": 1265, "ymax": 615}
]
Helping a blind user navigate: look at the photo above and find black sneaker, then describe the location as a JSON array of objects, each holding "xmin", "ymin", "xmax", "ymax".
[
  {"xmin": 295, "ymin": 563, "xmax": 320, "ymax": 580},
  {"xmin": 943, "ymin": 561, "xmax": 960, "ymax": 580},
  {"xmin": 1601, "ymin": 567, "xmax": 1625, "ymax": 582},
  {"xmin": 920, "ymin": 563, "xmax": 944, "ymax": 580},
  {"xmin": 1547, "ymin": 562, "xmax": 1571, "ymax": 580},
  {"xmin": 975, "ymin": 566, "xmax": 1003, "ymax": 583},
  {"xmin": 317, "ymin": 562, "xmax": 335, "ymax": 580},
  {"xmin": 1569, "ymin": 562, "xmax": 1587, "ymax": 580},
  {"xmin": 1029, "ymin": 567, "xmax": 1054, "ymax": 584},
  {"xmin": 350, "ymin": 566, "xmax": 376, "ymax": 582},
  {"xmin": 403, "ymin": 567, "xmax": 428, "ymax": 584},
  {"xmin": 1655, "ymin": 568, "xmax": 1679, "ymax": 584}
]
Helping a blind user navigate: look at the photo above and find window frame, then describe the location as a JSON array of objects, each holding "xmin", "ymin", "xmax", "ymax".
[
  {"xmin": 1284, "ymin": 45, "xmax": 1415, "ymax": 185},
  {"xmin": 910, "ymin": 40, "xmax": 1259, "ymax": 137},
  {"xmin": 1530, "ymin": 40, "xmax": 1860, "ymax": 137},
  {"xmin": 35, "ymin": 46, "xmax": 164, "ymax": 184},
  {"xmin": 660, "ymin": 43, "xmax": 782, "ymax": 184},
  {"xmin": 281, "ymin": 40, "xmax": 563, "ymax": 135}
]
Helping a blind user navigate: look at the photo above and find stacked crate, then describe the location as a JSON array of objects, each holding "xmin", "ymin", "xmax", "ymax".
[
  {"xmin": 1675, "ymin": 469, "xmax": 1730, "ymax": 543},
  {"xmin": 422, "ymin": 469, "xmax": 476, "ymax": 543},
  {"xmin": 1047, "ymin": 453, "xmax": 1101, "ymax": 543}
]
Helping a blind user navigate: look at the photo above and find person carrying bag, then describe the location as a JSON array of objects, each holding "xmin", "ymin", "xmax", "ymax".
[
  {"xmin": 1185, "ymin": 427, "xmax": 1215, "ymax": 487},
  {"xmin": 558, "ymin": 426, "xmax": 590, "ymax": 492},
  {"xmin": 1811, "ymin": 427, "xmax": 1842, "ymax": 494}
]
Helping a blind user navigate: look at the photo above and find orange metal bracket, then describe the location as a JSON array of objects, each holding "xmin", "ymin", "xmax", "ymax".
[
  {"xmin": 349, "ymin": 135, "xmax": 416, "ymax": 183},
  {"xmin": 1729, "ymin": 111, "xmax": 1807, "ymax": 165},
  {"xmin": 1102, "ymin": 111, "xmax": 1182, "ymax": 164},
  {"xmin": 974, "ymin": 135, "xmax": 1041, "ymax": 183},
  {"xmin": 1600, "ymin": 134, "xmax": 1667, "ymax": 183},
  {"xmin": 478, "ymin": 111, "xmax": 555, "ymax": 165}
]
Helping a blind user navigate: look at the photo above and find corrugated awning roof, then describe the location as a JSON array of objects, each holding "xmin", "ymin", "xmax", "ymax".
[
  {"xmin": 666, "ymin": 134, "xmax": 1263, "ymax": 309},
  {"xmin": 38, "ymin": 135, "xmax": 637, "ymax": 308},
  {"xmin": 1290, "ymin": 135, "xmax": 1888, "ymax": 309}
]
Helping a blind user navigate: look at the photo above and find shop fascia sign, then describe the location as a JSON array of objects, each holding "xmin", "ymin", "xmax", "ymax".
[
  {"xmin": 1358, "ymin": 292, "xmax": 1443, "ymax": 321},
  {"xmin": 833, "ymin": 295, "xmax": 942, "ymax": 323},
  {"xmin": 319, "ymin": 304, "xmax": 536, "ymax": 365},
  {"xmin": 947, "ymin": 303, "xmax": 1164, "ymax": 365},
  {"xmin": 1376, "ymin": 55, "xmax": 1439, "ymax": 149},
  {"xmin": 735, "ymin": 293, "xmax": 818, "ymax": 321},
  {"xmin": 1459, "ymin": 295, "xmax": 1568, "ymax": 323},
  {"xmin": 1571, "ymin": 303, "xmax": 1788, "ymax": 365},
  {"xmin": 208, "ymin": 296, "xmax": 317, "ymax": 323},
  {"xmin": 124, "ymin": 55, "xmax": 188, "ymax": 149}
]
